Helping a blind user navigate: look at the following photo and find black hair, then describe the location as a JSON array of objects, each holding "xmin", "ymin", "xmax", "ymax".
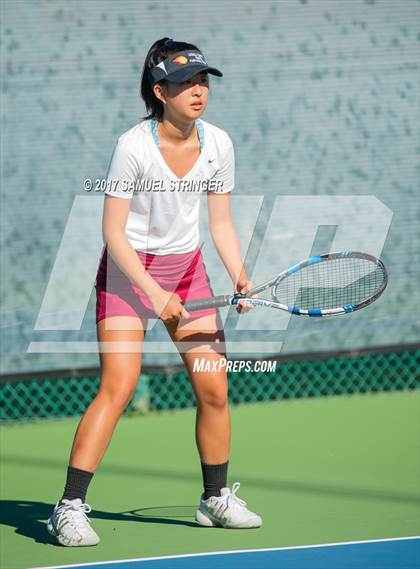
[{"xmin": 140, "ymin": 37, "xmax": 200, "ymax": 121}]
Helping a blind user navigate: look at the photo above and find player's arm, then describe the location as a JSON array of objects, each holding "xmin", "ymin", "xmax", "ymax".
[
  {"xmin": 102, "ymin": 137, "xmax": 172, "ymax": 302},
  {"xmin": 102, "ymin": 196, "xmax": 162, "ymax": 299},
  {"xmin": 207, "ymin": 192, "xmax": 254, "ymax": 312},
  {"xmin": 103, "ymin": 196, "xmax": 189, "ymax": 320},
  {"xmin": 103, "ymin": 137, "xmax": 188, "ymax": 319}
]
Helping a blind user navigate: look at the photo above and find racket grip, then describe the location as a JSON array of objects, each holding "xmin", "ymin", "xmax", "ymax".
[{"xmin": 183, "ymin": 295, "xmax": 231, "ymax": 312}]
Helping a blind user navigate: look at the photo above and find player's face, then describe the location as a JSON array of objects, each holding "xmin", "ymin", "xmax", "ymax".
[{"xmin": 156, "ymin": 72, "xmax": 209, "ymax": 121}]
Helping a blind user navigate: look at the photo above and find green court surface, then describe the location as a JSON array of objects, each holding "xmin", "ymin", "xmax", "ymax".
[{"xmin": 1, "ymin": 390, "xmax": 419, "ymax": 569}]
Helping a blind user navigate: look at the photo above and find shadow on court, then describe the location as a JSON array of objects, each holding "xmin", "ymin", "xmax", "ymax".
[{"xmin": 0, "ymin": 500, "xmax": 200, "ymax": 546}]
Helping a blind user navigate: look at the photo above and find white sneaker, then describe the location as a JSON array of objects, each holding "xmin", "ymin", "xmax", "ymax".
[
  {"xmin": 47, "ymin": 498, "xmax": 100, "ymax": 546},
  {"xmin": 195, "ymin": 482, "xmax": 262, "ymax": 529}
]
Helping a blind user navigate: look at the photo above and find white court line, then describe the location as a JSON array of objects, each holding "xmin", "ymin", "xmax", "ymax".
[{"xmin": 31, "ymin": 535, "xmax": 419, "ymax": 569}]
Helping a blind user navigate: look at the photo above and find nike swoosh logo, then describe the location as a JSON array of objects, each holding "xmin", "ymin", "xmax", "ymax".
[{"xmin": 208, "ymin": 159, "xmax": 215, "ymax": 163}]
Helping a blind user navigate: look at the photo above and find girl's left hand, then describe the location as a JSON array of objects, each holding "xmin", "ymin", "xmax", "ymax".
[{"xmin": 234, "ymin": 278, "xmax": 259, "ymax": 314}]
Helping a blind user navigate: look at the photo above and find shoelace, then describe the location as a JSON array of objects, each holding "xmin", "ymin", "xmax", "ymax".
[
  {"xmin": 226, "ymin": 482, "xmax": 247, "ymax": 510},
  {"xmin": 211, "ymin": 482, "xmax": 247, "ymax": 519},
  {"xmin": 56, "ymin": 499, "xmax": 92, "ymax": 530}
]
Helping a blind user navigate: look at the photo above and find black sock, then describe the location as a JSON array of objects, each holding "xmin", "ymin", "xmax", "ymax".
[
  {"xmin": 201, "ymin": 461, "xmax": 229, "ymax": 500},
  {"xmin": 60, "ymin": 466, "xmax": 94, "ymax": 503}
]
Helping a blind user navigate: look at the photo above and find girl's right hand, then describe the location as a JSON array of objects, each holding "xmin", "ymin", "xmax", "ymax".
[{"xmin": 149, "ymin": 289, "xmax": 190, "ymax": 322}]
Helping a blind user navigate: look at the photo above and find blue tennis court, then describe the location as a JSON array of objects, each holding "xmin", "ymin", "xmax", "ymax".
[{"xmin": 33, "ymin": 538, "xmax": 419, "ymax": 569}]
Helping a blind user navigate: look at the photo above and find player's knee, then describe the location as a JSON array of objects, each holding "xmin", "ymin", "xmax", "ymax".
[
  {"xmin": 198, "ymin": 384, "xmax": 228, "ymax": 409},
  {"xmin": 98, "ymin": 376, "xmax": 138, "ymax": 410}
]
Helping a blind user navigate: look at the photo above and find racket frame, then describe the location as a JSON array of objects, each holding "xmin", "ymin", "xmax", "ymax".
[{"xmin": 183, "ymin": 251, "xmax": 388, "ymax": 317}]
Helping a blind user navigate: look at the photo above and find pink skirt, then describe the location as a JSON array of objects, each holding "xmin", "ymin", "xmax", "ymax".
[{"xmin": 95, "ymin": 247, "xmax": 217, "ymax": 323}]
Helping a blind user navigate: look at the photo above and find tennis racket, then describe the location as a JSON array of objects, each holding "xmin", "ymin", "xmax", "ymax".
[{"xmin": 183, "ymin": 251, "xmax": 388, "ymax": 317}]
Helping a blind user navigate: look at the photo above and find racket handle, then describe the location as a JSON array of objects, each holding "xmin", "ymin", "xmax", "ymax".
[{"xmin": 183, "ymin": 295, "xmax": 231, "ymax": 312}]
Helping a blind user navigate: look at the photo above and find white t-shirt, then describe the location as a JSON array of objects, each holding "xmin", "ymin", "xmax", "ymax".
[{"xmin": 104, "ymin": 118, "xmax": 235, "ymax": 254}]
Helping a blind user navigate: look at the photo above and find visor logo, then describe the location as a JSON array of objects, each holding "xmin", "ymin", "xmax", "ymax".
[
  {"xmin": 188, "ymin": 52, "xmax": 206, "ymax": 65},
  {"xmin": 172, "ymin": 55, "xmax": 188, "ymax": 65}
]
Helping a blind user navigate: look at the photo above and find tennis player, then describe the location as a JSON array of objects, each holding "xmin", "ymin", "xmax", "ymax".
[{"xmin": 47, "ymin": 38, "xmax": 262, "ymax": 546}]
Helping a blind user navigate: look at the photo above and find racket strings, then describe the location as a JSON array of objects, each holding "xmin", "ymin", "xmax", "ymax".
[{"xmin": 274, "ymin": 258, "xmax": 386, "ymax": 310}]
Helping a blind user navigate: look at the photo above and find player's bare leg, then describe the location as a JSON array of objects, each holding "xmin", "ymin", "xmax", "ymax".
[
  {"xmin": 47, "ymin": 316, "xmax": 146, "ymax": 546},
  {"xmin": 164, "ymin": 313, "xmax": 262, "ymax": 529}
]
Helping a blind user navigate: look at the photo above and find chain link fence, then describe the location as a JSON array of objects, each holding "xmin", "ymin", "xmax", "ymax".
[{"xmin": 1, "ymin": 345, "xmax": 418, "ymax": 424}]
